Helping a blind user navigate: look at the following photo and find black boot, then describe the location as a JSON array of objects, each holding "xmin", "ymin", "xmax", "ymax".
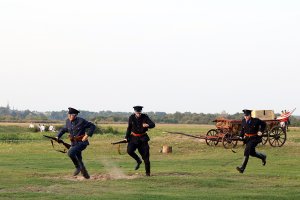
[
  {"xmin": 135, "ymin": 159, "xmax": 142, "ymax": 170},
  {"xmin": 255, "ymin": 152, "xmax": 267, "ymax": 166},
  {"xmin": 77, "ymin": 159, "xmax": 90, "ymax": 179},
  {"xmin": 71, "ymin": 158, "xmax": 81, "ymax": 176},
  {"xmin": 70, "ymin": 157, "xmax": 81, "ymax": 176},
  {"xmin": 262, "ymin": 154, "xmax": 267, "ymax": 166},
  {"xmin": 236, "ymin": 156, "xmax": 249, "ymax": 173},
  {"xmin": 145, "ymin": 161, "xmax": 150, "ymax": 176},
  {"xmin": 81, "ymin": 167, "xmax": 90, "ymax": 179},
  {"xmin": 73, "ymin": 167, "xmax": 81, "ymax": 176}
]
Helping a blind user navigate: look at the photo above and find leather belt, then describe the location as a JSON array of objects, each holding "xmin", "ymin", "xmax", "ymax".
[
  {"xmin": 69, "ymin": 134, "xmax": 84, "ymax": 142},
  {"xmin": 131, "ymin": 132, "xmax": 144, "ymax": 137}
]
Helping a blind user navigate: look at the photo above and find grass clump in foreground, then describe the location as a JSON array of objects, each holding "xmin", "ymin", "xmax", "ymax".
[{"xmin": 0, "ymin": 124, "xmax": 299, "ymax": 200}]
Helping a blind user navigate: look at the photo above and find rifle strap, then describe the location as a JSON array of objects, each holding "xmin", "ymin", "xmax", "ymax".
[
  {"xmin": 118, "ymin": 144, "xmax": 121, "ymax": 155},
  {"xmin": 50, "ymin": 139, "xmax": 67, "ymax": 153},
  {"xmin": 55, "ymin": 149, "xmax": 67, "ymax": 153}
]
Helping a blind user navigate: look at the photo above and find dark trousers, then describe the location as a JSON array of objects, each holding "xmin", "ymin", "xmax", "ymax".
[
  {"xmin": 244, "ymin": 137, "xmax": 260, "ymax": 157},
  {"xmin": 127, "ymin": 140, "xmax": 150, "ymax": 174},
  {"xmin": 67, "ymin": 142, "xmax": 87, "ymax": 169},
  {"xmin": 241, "ymin": 136, "xmax": 265, "ymax": 170}
]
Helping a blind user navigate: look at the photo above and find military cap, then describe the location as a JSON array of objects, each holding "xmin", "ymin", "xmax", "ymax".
[
  {"xmin": 133, "ymin": 106, "xmax": 143, "ymax": 112},
  {"xmin": 242, "ymin": 109, "xmax": 252, "ymax": 116},
  {"xmin": 68, "ymin": 107, "xmax": 80, "ymax": 115}
]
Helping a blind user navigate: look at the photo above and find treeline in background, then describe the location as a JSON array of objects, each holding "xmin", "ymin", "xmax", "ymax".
[{"xmin": 1, "ymin": 105, "xmax": 300, "ymax": 126}]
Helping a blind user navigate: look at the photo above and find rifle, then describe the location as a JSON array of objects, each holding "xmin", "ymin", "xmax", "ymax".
[
  {"xmin": 43, "ymin": 135, "xmax": 71, "ymax": 153},
  {"xmin": 111, "ymin": 139, "xmax": 128, "ymax": 145}
]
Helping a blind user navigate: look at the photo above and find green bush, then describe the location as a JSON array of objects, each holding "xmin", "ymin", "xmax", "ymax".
[
  {"xmin": 48, "ymin": 125, "xmax": 122, "ymax": 135},
  {"xmin": 94, "ymin": 125, "xmax": 121, "ymax": 135},
  {"xmin": 28, "ymin": 127, "xmax": 39, "ymax": 132}
]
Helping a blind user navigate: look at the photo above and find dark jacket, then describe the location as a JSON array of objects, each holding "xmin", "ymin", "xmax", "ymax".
[
  {"xmin": 240, "ymin": 117, "xmax": 266, "ymax": 137},
  {"xmin": 57, "ymin": 117, "xmax": 96, "ymax": 145},
  {"xmin": 125, "ymin": 113, "xmax": 155, "ymax": 139}
]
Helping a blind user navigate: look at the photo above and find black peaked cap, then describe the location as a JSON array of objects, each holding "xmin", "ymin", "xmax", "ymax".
[
  {"xmin": 68, "ymin": 107, "xmax": 80, "ymax": 115},
  {"xmin": 133, "ymin": 106, "xmax": 143, "ymax": 112},
  {"xmin": 242, "ymin": 109, "xmax": 252, "ymax": 116}
]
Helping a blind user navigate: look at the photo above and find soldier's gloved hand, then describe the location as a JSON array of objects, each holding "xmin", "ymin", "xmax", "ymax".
[
  {"xmin": 238, "ymin": 136, "xmax": 244, "ymax": 141},
  {"xmin": 257, "ymin": 131, "xmax": 263, "ymax": 136}
]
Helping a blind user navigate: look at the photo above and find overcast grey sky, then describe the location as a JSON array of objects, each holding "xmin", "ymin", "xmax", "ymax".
[{"xmin": 0, "ymin": 0, "xmax": 299, "ymax": 115}]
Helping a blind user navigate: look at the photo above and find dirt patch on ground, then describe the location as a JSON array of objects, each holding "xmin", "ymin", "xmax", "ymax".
[
  {"xmin": 48, "ymin": 173, "xmax": 140, "ymax": 181},
  {"xmin": 91, "ymin": 173, "xmax": 139, "ymax": 180},
  {"xmin": 44, "ymin": 158, "xmax": 141, "ymax": 181}
]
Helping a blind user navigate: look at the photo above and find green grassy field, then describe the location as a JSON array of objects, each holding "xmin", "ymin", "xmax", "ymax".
[{"xmin": 0, "ymin": 124, "xmax": 300, "ymax": 200}]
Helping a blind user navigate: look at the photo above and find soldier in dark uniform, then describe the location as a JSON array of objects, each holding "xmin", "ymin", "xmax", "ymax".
[
  {"xmin": 236, "ymin": 109, "xmax": 267, "ymax": 173},
  {"xmin": 125, "ymin": 106, "xmax": 155, "ymax": 176},
  {"xmin": 57, "ymin": 107, "xmax": 96, "ymax": 179}
]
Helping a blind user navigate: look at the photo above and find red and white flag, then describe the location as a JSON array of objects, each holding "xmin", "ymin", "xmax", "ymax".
[{"xmin": 277, "ymin": 108, "xmax": 296, "ymax": 121}]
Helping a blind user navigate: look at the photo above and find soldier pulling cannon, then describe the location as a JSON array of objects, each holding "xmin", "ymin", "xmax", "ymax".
[{"xmin": 165, "ymin": 109, "xmax": 295, "ymax": 150}]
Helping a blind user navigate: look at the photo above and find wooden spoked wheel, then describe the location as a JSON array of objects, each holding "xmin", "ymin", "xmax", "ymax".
[
  {"xmin": 222, "ymin": 133, "xmax": 238, "ymax": 149},
  {"xmin": 205, "ymin": 129, "xmax": 219, "ymax": 146},
  {"xmin": 268, "ymin": 126, "xmax": 286, "ymax": 147}
]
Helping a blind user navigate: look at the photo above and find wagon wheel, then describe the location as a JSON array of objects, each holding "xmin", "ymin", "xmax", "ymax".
[
  {"xmin": 268, "ymin": 126, "xmax": 286, "ymax": 147},
  {"xmin": 222, "ymin": 133, "xmax": 238, "ymax": 149},
  {"xmin": 260, "ymin": 131, "xmax": 268, "ymax": 145},
  {"xmin": 205, "ymin": 129, "xmax": 219, "ymax": 146}
]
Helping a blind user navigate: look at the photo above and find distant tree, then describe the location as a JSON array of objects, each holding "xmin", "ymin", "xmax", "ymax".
[{"xmin": 1, "ymin": 106, "xmax": 300, "ymax": 126}]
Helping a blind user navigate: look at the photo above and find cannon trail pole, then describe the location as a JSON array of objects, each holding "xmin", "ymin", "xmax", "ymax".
[
  {"xmin": 221, "ymin": 157, "xmax": 241, "ymax": 166},
  {"xmin": 162, "ymin": 131, "xmax": 206, "ymax": 139},
  {"xmin": 231, "ymin": 148, "xmax": 237, "ymax": 153},
  {"xmin": 164, "ymin": 131, "xmax": 238, "ymax": 153}
]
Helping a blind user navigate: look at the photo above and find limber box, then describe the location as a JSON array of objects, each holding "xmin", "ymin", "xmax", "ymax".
[{"xmin": 251, "ymin": 110, "xmax": 275, "ymax": 120}]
